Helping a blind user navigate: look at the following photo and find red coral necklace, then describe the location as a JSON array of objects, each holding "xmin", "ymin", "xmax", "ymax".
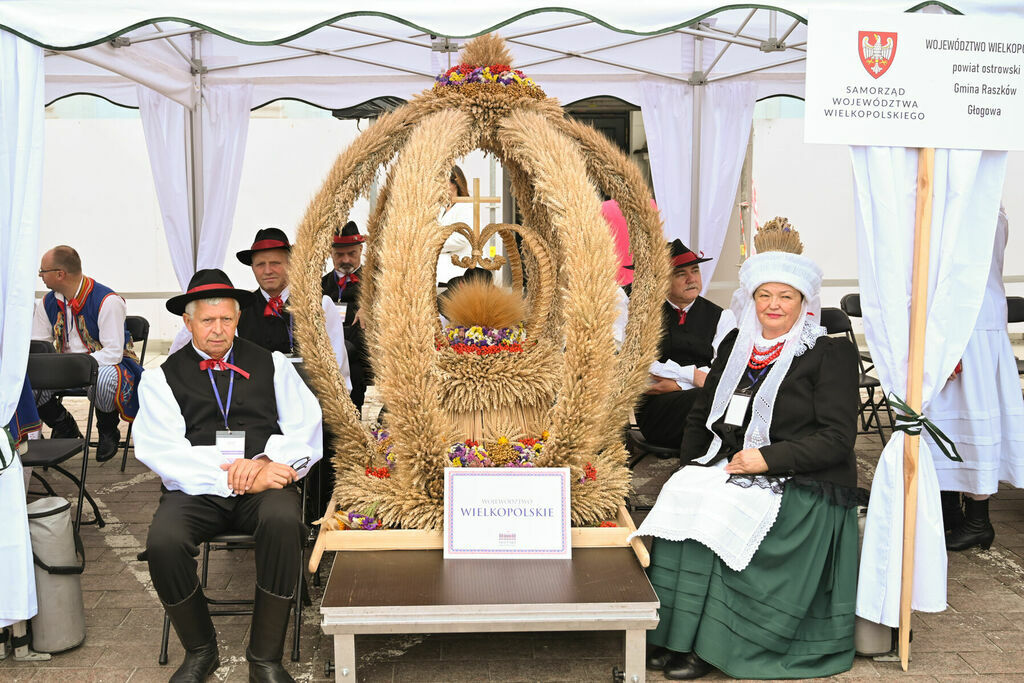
[{"xmin": 748, "ymin": 341, "xmax": 784, "ymax": 369}]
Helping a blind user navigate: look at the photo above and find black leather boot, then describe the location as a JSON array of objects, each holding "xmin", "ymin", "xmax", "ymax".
[
  {"xmin": 247, "ymin": 585, "xmax": 295, "ymax": 683},
  {"xmin": 95, "ymin": 410, "xmax": 120, "ymax": 462},
  {"xmin": 646, "ymin": 645, "xmax": 672, "ymax": 669},
  {"xmin": 164, "ymin": 584, "xmax": 219, "ymax": 682},
  {"xmin": 946, "ymin": 497, "xmax": 995, "ymax": 551},
  {"xmin": 663, "ymin": 651, "xmax": 713, "ymax": 680},
  {"xmin": 37, "ymin": 398, "xmax": 82, "ymax": 439},
  {"xmin": 940, "ymin": 491, "xmax": 964, "ymax": 532}
]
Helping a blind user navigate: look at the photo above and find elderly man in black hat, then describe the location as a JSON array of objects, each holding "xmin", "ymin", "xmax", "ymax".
[
  {"xmin": 321, "ymin": 221, "xmax": 370, "ymax": 411},
  {"xmin": 134, "ymin": 269, "xmax": 322, "ymax": 683},
  {"xmin": 235, "ymin": 227, "xmax": 350, "ymax": 389},
  {"xmin": 635, "ymin": 240, "xmax": 736, "ymax": 449}
]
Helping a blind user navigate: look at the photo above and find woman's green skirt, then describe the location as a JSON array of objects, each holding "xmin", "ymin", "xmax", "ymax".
[{"xmin": 647, "ymin": 485, "xmax": 858, "ymax": 680}]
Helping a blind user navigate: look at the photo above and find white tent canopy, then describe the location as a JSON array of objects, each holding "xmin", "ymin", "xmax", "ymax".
[{"xmin": 1, "ymin": 0, "xmax": 1020, "ymax": 633}]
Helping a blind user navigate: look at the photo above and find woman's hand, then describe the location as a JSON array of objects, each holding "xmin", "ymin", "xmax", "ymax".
[
  {"xmin": 644, "ymin": 376, "xmax": 681, "ymax": 395},
  {"xmin": 724, "ymin": 448, "xmax": 768, "ymax": 474}
]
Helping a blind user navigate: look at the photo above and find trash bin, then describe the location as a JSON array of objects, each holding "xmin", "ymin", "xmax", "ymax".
[
  {"xmin": 854, "ymin": 504, "xmax": 894, "ymax": 656},
  {"xmin": 27, "ymin": 497, "xmax": 86, "ymax": 653}
]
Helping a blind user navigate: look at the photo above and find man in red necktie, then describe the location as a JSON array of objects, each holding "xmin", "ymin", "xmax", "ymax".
[
  {"xmin": 235, "ymin": 227, "xmax": 350, "ymax": 389},
  {"xmin": 135, "ymin": 269, "xmax": 322, "ymax": 683},
  {"xmin": 321, "ymin": 221, "xmax": 370, "ymax": 412},
  {"xmin": 634, "ymin": 240, "xmax": 736, "ymax": 450},
  {"xmin": 31, "ymin": 245, "xmax": 144, "ymax": 461}
]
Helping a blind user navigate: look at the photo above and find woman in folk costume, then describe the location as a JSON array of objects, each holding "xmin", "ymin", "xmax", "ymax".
[
  {"xmin": 929, "ymin": 206, "xmax": 1024, "ymax": 551},
  {"xmin": 632, "ymin": 219, "xmax": 860, "ymax": 680}
]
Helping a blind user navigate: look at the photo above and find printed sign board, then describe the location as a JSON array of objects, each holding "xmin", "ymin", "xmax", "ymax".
[
  {"xmin": 443, "ymin": 467, "xmax": 571, "ymax": 559},
  {"xmin": 805, "ymin": 10, "xmax": 1024, "ymax": 150}
]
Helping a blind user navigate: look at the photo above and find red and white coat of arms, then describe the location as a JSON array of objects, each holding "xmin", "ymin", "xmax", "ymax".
[{"xmin": 859, "ymin": 31, "xmax": 897, "ymax": 79}]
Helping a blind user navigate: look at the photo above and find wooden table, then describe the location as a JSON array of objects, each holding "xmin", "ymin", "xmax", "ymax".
[{"xmin": 320, "ymin": 547, "xmax": 660, "ymax": 682}]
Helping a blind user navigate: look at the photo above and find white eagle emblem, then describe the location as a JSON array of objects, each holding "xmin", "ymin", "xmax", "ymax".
[{"xmin": 861, "ymin": 33, "xmax": 894, "ymax": 75}]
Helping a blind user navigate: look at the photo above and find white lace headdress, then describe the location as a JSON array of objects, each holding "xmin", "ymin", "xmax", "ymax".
[{"xmin": 693, "ymin": 219, "xmax": 826, "ymax": 464}]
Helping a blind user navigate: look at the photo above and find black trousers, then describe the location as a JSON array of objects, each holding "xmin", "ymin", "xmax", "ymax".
[
  {"xmin": 146, "ymin": 487, "xmax": 304, "ymax": 604},
  {"xmin": 635, "ymin": 388, "xmax": 701, "ymax": 449},
  {"xmin": 345, "ymin": 339, "xmax": 367, "ymax": 411}
]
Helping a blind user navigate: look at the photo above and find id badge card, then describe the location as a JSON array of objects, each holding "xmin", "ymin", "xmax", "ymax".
[
  {"xmin": 216, "ymin": 430, "xmax": 245, "ymax": 461},
  {"xmin": 723, "ymin": 393, "xmax": 751, "ymax": 426}
]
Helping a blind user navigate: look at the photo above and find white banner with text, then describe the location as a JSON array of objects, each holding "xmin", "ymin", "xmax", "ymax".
[{"xmin": 805, "ymin": 9, "xmax": 1024, "ymax": 150}]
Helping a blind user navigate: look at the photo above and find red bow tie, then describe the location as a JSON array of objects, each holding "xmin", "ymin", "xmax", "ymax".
[
  {"xmin": 58, "ymin": 297, "xmax": 84, "ymax": 318},
  {"xmin": 338, "ymin": 272, "xmax": 359, "ymax": 288},
  {"xmin": 677, "ymin": 308, "xmax": 687, "ymax": 325},
  {"xmin": 264, "ymin": 295, "xmax": 284, "ymax": 318},
  {"xmin": 199, "ymin": 357, "xmax": 250, "ymax": 379}
]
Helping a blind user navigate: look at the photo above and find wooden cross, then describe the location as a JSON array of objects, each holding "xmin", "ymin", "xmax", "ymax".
[{"xmin": 449, "ymin": 177, "xmax": 505, "ymax": 270}]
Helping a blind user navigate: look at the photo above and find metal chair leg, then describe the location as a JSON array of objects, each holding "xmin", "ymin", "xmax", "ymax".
[
  {"xmin": 119, "ymin": 423, "xmax": 134, "ymax": 473},
  {"xmin": 158, "ymin": 611, "xmax": 170, "ymax": 665}
]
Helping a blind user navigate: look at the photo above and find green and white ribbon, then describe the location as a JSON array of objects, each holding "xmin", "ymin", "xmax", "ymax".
[{"xmin": 887, "ymin": 393, "xmax": 963, "ymax": 462}]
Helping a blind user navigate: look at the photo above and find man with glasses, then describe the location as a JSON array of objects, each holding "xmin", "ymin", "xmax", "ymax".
[
  {"xmin": 134, "ymin": 269, "xmax": 322, "ymax": 683},
  {"xmin": 31, "ymin": 245, "xmax": 143, "ymax": 461}
]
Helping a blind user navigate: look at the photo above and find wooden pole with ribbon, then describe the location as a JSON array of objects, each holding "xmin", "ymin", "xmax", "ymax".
[{"xmin": 899, "ymin": 146, "xmax": 935, "ymax": 670}]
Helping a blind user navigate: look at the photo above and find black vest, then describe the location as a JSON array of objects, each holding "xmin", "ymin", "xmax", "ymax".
[
  {"xmin": 322, "ymin": 269, "xmax": 365, "ymax": 355},
  {"xmin": 658, "ymin": 296, "xmax": 723, "ymax": 368},
  {"xmin": 237, "ymin": 289, "xmax": 294, "ymax": 355},
  {"xmin": 161, "ymin": 338, "xmax": 281, "ymax": 460},
  {"xmin": 321, "ymin": 268, "xmax": 362, "ymax": 327}
]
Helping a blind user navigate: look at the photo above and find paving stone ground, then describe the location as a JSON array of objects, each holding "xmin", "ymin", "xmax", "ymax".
[{"xmin": 3, "ymin": 362, "xmax": 1023, "ymax": 682}]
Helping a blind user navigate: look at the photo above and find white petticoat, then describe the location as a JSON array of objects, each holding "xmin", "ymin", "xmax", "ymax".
[{"xmin": 628, "ymin": 461, "xmax": 783, "ymax": 571}]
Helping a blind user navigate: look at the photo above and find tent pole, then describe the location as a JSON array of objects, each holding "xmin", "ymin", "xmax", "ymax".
[
  {"xmin": 186, "ymin": 32, "xmax": 205, "ymax": 272},
  {"xmin": 900, "ymin": 146, "xmax": 935, "ymax": 671},
  {"xmin": 689, "ymin": 32, "xmax": 705, "ymax": 252}
]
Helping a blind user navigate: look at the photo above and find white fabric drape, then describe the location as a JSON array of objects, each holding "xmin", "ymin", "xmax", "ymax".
[
  {"xmin": 852, "ymin": 146, "xmax": 1007, "ymax": 627},
  {"xmin": 139, "ymin": 83, "xmax": 254, "ymax": 287},
  {"xmin": 195, "ymin": 84, "xmax": 253, "ymax": 271},
  {"xmin": 138, "ymin": 86, "xmax": 192, "ymax": 288},
  {"xmin": 0, "ymin": 29, "xmax": 43, "ymax": 627},
  {"xmin": 640, "ymin": 81, "xmax": 756, "ymax": 288}
]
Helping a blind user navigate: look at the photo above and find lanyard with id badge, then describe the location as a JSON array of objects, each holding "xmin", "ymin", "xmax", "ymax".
[
  {"xmin": 208, "ymin": 352, "xmax": 245, "ymax": 461},
  {"xmin": 723, "ymin": 365, "xmax": 772, "ymax": 427}
]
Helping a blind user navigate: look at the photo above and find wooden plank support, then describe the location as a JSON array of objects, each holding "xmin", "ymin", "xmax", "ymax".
[{"xmin": 899, "ymin": 146, "xmax": 935, "ymax": 671}]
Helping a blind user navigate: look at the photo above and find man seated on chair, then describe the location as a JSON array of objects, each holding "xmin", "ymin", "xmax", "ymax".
[
  {"xmin": 321, "ymin": 221, "xmax": 370, "ymax": 411},
  {"xmin": 235, "ymin": 227, "xmax": 351, "ymax": 391},
  {"xmin": 135, "ymin": 269, "xmax": 322, "ymax": 683},
  {"xmin": 31, "ymin": 245, "xmax": 143, "ymax": 462},
  {"xmin": 634, "ymin": 239, "xmax": 735, "ymax": 449}
]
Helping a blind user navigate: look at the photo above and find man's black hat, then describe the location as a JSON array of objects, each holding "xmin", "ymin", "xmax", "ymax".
[
  {"xmin": 166, "ymin": 269, "xmax": 254, "ymax": 315},
  {"xmin": 333, "ymin": 221, "xmax": 365, "ymax": 247},
  {"xmin": 236, "ymin": 227, "xmax": 292, "ymax": 266}
]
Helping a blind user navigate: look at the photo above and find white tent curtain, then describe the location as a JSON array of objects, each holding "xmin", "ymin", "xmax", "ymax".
[
  {"xmin": 640, "ymin": 80, "xmax": 756, "ymax": 287},
  {"xmin": 139, "ymin": 83, "xmax": 254, "ymax": 289},
  {"xmin": 138, "ymin": 87, "xmax": 191, "ymax": 289},
  {"xmin": 0, "ymin": 30, "xmax": 43, "ymax": 627},
  {"xmin": 851, "ymin": 146, "xmax": 1007, "ymax": 626},
  {"xmin": 195, "ymin": 84, "xmax": 253, "ymax": 272}
]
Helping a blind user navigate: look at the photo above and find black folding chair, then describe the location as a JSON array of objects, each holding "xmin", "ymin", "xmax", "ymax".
[
  {"xmin": 22, "ymin": 353, "xmax": 104, "ymax": 531},
  {"xmin": 119, "ymin": 315, "xmax": 150, "ymax": 472},
  {"xmin": 839, "ymin": 293, "xmax": 874, "ymax": 369},
  {"xmin": 821, "ymin": 307, "xmax": 894, "ymax": 443},
  {"xmin": 155, "ymin": 483, "xmax": 310, "ymax": 666},
  {"xmin": 1007, "ymin": 296, "xmax": 1024, "ymax": 377}
]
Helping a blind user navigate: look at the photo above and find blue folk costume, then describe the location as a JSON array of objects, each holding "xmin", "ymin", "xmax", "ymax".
[
  {"xmin": 7, "ymin": 379, "xmax": 41, "ymax": 448},
  {"xmin": 42, "ymin": 277, "xmax": 144, "ymax": 420}
]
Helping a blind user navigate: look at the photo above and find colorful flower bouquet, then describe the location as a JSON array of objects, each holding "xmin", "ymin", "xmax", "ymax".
[
  {"xmin": 435, "ymin": 63, "xmax": 538, "ymax": 89},
  {"xmin": 441, "ymin": 323, "xmax": 526, "ymax": 355},
  {"xmin": 447, "ymin": 434, "xmax": 544, "ymax": 468}
]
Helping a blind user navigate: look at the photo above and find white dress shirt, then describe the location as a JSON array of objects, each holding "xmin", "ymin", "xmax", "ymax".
[
  {"xmin": 133, "ymin": 344, "xmax": 324, "ymax": 497},
  {"xmin": 263, "ymin": 286, "xmax": 352, "ymax": 391},
  {"xmin": 650, "ymin": 299, "xmax": 737, "ymax": 390},
  {"xmin": 31, "ymin": 284, "xmax": 127, "ymax": 367}
]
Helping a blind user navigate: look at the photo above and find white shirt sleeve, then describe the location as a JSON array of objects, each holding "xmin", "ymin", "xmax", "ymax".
[
  {"xmin": 321, "ymin": 295, "xmax": 352, "ymax": 390},
  {"xmin": 712, "ymin": 309, "xmax": 737, "ymax": 352},
  {"xmin": 260, "ymin": 352, "xmax": 324, "ymax": 480},
  {"xmin": 612, "ymin": 287, "xmax": 629, "ymax": 349},
  {"xmin": 133, "ymin": 368, "xmax": 235, "ymax": 497},
  {"xmin": 31, "ymin": 298, "xmax": 53, "ymax": 342},
  {"xmin": 93, "ymin": 294, "xmax": 127, "ymax": 367}
]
